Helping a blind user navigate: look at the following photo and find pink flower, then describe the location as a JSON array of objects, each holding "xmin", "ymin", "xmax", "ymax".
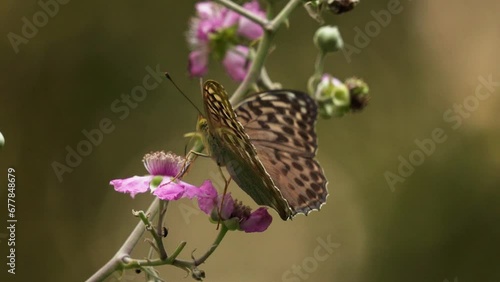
[
  {"xmin": 110, "ymin": 151, "xmax": 198, "ymax": 201},
  {"xmin": 238, "ymin": 1, "xmax": 265, "ymax": 40},
  {"xmin": 187, "ymin": 0, "xmax": 265, "ymax": 80},
  {"xmin": 222, "ymin": 45, "xmax": 250, "ymax": 82},
  {"xmin": 196, "ymin": 181, "xmax": 273, "ymax": 233}
]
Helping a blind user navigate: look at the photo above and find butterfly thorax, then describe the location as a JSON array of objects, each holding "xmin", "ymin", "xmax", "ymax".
[{"xmin": 197, "ymin": 115, "xmax": 228, "ymax": 167}]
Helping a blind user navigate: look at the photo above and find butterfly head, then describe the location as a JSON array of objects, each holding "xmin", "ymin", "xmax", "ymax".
[{"xmin": 197, "ymin": 115, "xmax": 209, "ymax": 134}]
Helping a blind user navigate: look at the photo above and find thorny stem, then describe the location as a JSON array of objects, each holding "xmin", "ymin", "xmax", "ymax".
[
  {"xmin": 135, "ymin": 209, "xmax": 167, "ymax": 260},
  {"xmin": 230, "ymin": 0, "xmax": 303, "ymax": 104},
  {"xmin": 156, "ymin": 200, "xmax": 169, "ymax": 259},
  {"xmin": 215, "ymin": 0, "xmax": 269, "ymax": 28},
  {"xmin": 122, "ymin": 226, "xmax": 229, "ymax": 274},
  {"xmin": 86, "ymin": 198, "xmax": 160, "ymax": 282}
]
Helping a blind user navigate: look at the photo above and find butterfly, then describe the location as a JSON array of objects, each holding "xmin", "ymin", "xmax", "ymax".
[{"xmin": 197, "ymin": 80, "xmax": 328, "ymax": 220}]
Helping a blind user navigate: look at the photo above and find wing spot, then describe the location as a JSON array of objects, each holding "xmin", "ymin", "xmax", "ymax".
[
  {"xmin": 292, "ymin": 162, "xmax": 304, "ymax": 171},
  {"xmin": 300, "ymin": 173, "xmax": 309, "ymax": 181},
  {"xmin": 283, "ymin": 116, "xmax": 294, "ymax": 125},
  {"xmin": 298, "ymin": 194, "xmax": 308, "ymax": 205},
  {"xmin": 311, "ymin": 183, "xmax": 321, "ymax": 192},
  {"xmin": 306, "ymin": 189, "xmax": 316, "ymax": 199},
  {"xmin": 299, "ymin": 130, "xmax": 310, "ymax": 141},
  {"xmin": 294, "ymin": 177, "xmax": 304, "ymax": 186},
  {"xmin": 310, "ymin": 171, "xmax": 320, "ymax": 181},
  {"xmin": 282, "ymin": 126, "xmax": 294, "ymax": 135},
  {"xmin": 276, "ymin": 133, "xmax": 289, "ymax": 143},
  {"xmin": 267, "ymin": 114, "xmax": 278, "ymax": 123},
  {"xmin": 293, "ymin": 138, "xmax": 303, "ymax": 148},
  {"xmin": 258, "ymin": 120, "xmax": 270, "ymax": 130}
]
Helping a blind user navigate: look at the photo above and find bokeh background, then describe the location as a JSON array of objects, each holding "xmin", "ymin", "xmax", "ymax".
[{"xmin": 1, "ymin": 0, "xmax": 499, "ymax": 281}]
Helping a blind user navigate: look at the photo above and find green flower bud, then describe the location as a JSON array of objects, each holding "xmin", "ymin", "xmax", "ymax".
[
  {"xmin": 314, "ymin": 26, "xmax": 344, "ymax": 53},
  {"xmin": 315, "ymin": 74, "xmax": 351, "ymax": 118},
  {"xmin": 345, "ymin": 77, "xmax": 370, "ymax": 112}
]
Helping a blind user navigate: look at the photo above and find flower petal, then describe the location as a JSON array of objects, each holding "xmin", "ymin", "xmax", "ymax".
[
  {"xmin": 196, "ymin": 1, "xmax": 217, "ymax": 19},
  {"xmin": 238, "ymin": 1, "xmax": 265, "ymax": 40},
  {"xmin": 153, "ymin": 179, "xmax": 198, "ymax": 201},
  {"xmin": 110, "ymin": 175, "xmax": 152, "ymax": 198},
  {"xmin": 196, "ymin": 180, "xmax": 218, "ymax": 214},
  {"xmin": 223, "ymin": 9, "xmax": 240, "ymax": 28},
  {"xmin": 219, "ymin": 193, "xmax": 234, "ymax": 220},
  {"xmin": 222, "ymin": 45, "xmax": 250, "ymax": 82},
  {"xmin": 189, "ymin": 50, "xmax": 209, "ymax": 77},
  {"xmin": 240, "ymin": 207, "xmax": 273, "ymax": 233}
]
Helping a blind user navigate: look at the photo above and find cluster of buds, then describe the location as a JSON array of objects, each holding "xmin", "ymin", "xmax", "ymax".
[{"xmin": 315, "ymin": 75, "xmax": 369, "ymax": 118}]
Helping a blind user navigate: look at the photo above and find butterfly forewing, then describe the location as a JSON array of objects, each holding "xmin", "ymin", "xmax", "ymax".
[
  {"xmin": 234, "ymin": 90, "xmax": 328, "ymax": 215},
  {"xmin": 202, "ymin": 80, "xmax": 293, "ymax": 220}
]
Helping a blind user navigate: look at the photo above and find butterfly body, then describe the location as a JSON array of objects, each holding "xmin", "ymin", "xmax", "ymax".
[{"xmin": 199, "ymin": 80, "xmax": 328, "ymax": 220}]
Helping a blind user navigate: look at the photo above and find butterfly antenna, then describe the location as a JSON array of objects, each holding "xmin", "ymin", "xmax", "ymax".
[{"xmin": 165, "ymin": 73, "xmax": 203, "ymax": 115}]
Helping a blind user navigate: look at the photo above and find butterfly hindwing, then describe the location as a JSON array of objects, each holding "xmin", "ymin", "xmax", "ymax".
[{"xmin": 234, "ymin": 90, "xmax": 329, "ymax": 216}]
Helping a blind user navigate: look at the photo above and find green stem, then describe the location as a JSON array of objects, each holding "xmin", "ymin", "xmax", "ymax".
[
  {"xmin": 308, "ymin": 52, "xmax": 326, "ymax": 94},
  {"xmin": 215, "ymin": 0, "xmax": 269, "ymax": 28},
  {"xmin": 122, "ymin": 226, "xmax": 229, "ymax": 271},
  {"xmin": 229, "ymin": 0, "xmax": 303, "ymax": 104},
  {"xmin": 258, "ymin": 67, "xmax": 277, "ymax": 90},
  {"xmin": 136, "ymin": 209, "xmax": 168, "ymax": 260},
  {"xmin": 86, "ymin": 198, "xmax": 160, "ymax": 282},
  {"xmin": 230, "ymin": 29, "xmax": 274, "ymax": 104},
  {"xmin": 156, "ymin": 201, "xmax": 169, "ymax": 259},
  {"xmin": 267, "ymin": 0, "xmax": 303, "ymax": 31}
]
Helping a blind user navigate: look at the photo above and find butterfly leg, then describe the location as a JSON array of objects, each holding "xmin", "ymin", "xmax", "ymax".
[{"xmin": 216, "ymin": 165, "xmax": 232, "ymax": 230}]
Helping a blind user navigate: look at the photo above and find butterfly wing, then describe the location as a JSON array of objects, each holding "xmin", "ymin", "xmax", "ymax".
[
  {"xmin": 202, "ymin": 80, "xmax": 293, "ymax": 220},
  {"xmin": 234, "ymin": 90, "xmax": 329, "ymax": 216}
]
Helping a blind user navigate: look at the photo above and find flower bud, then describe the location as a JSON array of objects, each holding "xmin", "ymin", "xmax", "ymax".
[
  {"xmin": 314, "ymin": 26, "xmax": 343, "ymax": 54},
  {"xmin": 345, "ymin": 77, "xmax": 370, "ymax": 112},
  {"xmin": 315, "ymin": 74, "xmax": 350, "ymax": 118},
  {"xmin": 328, "ymin": 0, "xmax": 359, "ymax": 15}
]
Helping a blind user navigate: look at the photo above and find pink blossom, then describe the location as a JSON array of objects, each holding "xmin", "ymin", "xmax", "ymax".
[
  {"xmin": 196, "ymin": 180, "xmax": 273, "ymax": 233},
  {"xmin": 110, "ymin": 151, "xmax": 198, "ymax": 201},
  {"xmin": 222, "ymin": 45, "xmax": 250, "ymax": 82},
  {"xmin": 187, "ymin": 1, "xmax": 265, "ymax": 80}
]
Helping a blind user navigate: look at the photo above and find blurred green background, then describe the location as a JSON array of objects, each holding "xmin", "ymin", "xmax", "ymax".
[{"xmin": 1, "ymin": 0, "xmax": 499, "ymax": 281}]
